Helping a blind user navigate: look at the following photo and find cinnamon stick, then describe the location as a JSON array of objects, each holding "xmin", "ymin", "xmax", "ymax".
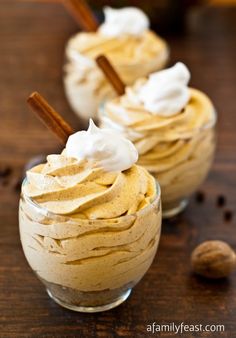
[
  {"xmin": 96, "ymin": 55, "xmax": 125, "ymax": 96},
  {"xmin": 27, "ymin": 92, "xmax": 74, "ymax": 144},
  {"xmin": 63, "ymin": 0, "xmax": 98, "ymax": 32}
]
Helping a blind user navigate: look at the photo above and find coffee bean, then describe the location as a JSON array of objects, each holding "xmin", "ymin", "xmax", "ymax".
[
  {"xmin": 217, "ymin": 195, "xmax": 226, "ymax": 207},
  {"xmin": 0, "ymin": 165, "xmax": 12, "ymax": 178},
  {"xmin": 224, "ymin": 210, "xmax": 233, "ymax": 222},
  {"xmin": 195, "ymin": 191, "xmax": 205, "ymax": 203}
]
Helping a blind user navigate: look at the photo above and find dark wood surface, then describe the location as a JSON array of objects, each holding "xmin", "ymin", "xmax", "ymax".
[{"xmin": 0, "ymin": 2, "xmax": 236, "ymax": 337}]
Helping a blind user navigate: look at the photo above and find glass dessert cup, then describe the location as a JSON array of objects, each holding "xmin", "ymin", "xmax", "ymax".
[
  {"xmin": 99, "ymin": 107, "xmax": 217, "ymax": 219},
  {"xmin": 19, "ymin": 180, "xmax": 162, "ymax": 313},
  {"xmin": 153, "ymin": 120, "xmax": 217, "ymax": 218}
]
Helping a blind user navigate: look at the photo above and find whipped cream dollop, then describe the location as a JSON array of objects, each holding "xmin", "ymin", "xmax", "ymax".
[
  {"xmin": 137, "ymin": 62, "xmax": 191, "ymax": 116},
  {"xmin": 66, "ymin": 119, "xmax": 138, "ymax": 172},
  {"xmin": 99, "ymin": 6, "xmax": 149, "ymax": 37}
]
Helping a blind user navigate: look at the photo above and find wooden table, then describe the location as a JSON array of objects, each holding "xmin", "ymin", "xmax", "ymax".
[{"xmin": 0, "ymin": 2, "xmax": 235, "ymax": 337}]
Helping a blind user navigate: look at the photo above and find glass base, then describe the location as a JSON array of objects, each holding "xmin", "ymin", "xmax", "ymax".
[
  {"xmin": 162, "ymin": 199, "xmax": 188, "ymax": 219},
  {"xmin": 47, "ymin": 288, "xmax": 132, "ymax": 313}
]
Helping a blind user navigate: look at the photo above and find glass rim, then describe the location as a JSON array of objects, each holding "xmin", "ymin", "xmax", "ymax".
[{"xmin": 21, "ymin": 177, "xmax": 161, "ymax": 223}]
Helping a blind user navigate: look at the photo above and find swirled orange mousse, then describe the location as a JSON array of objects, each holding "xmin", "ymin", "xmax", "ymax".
[
  {"xmin": 100, "ymin": 63, "xmax": 216, "ymax": 217},
  {"xmin": 64, "ymin": 6, "xmax": 169, "ymax": 121},
  {"xmin": 19, "ymin": 120, "xmax": 161, "ymax": 310}
]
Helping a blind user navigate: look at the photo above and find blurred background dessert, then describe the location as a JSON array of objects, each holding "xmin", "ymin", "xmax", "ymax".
[{"xmin": 64, "ymin": 6, "xmax": 169, "ymax": 122}]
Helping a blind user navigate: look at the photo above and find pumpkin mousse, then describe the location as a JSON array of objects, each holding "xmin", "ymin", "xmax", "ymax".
[
  {"xmin": 64, "ymin": 6, "xmax": 169, "ymax": 121},
  {"xmin": 19, "ymin": 120, "xmax": 161, "ymax": 311},
  {"xmin": 100, "ymin": 63, "xmax": 216, "ymax": 217}
]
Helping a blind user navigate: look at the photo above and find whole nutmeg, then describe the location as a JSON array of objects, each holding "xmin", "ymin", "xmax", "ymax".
[{"xmin": 191, "ymin": 240, "xmax": 236, "ymax": 279}]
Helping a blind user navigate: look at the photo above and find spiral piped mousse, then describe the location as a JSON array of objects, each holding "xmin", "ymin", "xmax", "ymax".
[
  {"xmin": 100, "ymin": 63, "xmax": 216, "ymax": 213},
  {"xmin": 19, "ymin": 121, "xmax": 161, "ymax": 303},
  {"xmin": 64, "ymin": 6, "xmax": 169, "ymax": 120}
]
